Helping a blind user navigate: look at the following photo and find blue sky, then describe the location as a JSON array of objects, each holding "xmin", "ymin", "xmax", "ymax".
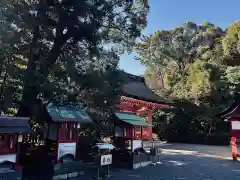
[{"xmin": 119, "ymin": 0, "xmax": 240, "ymax": 75}]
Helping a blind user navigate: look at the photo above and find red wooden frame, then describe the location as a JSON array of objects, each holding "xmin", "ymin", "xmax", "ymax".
[
  {"xmin": 229, "ymin": 119, "xmax": 240, "ymax": 159},
  {"xmin": 56, "ymin": 123, "xmax": 79, "ymax": 163},
  {"xmin": 120, "ymin": 96, "xmax": 170, "ymax": 109},
  {"xmin": 0, "ymin": 134, "xmax": 24, "ymax": 170},
  {"xmin": 117, "ymin": 97, "xmax": 155, "ymax": 141},
  {"xmin": 121, "ymin": 126, "xmax": 151, "ymax": 140},
  {"xmin": 142, "ymin": 127, "xmax": 149, "ymax": 140},
  {"xmin": 114, "ymin": 95, "xmax": 170, "ymax": 151},
  {"xmin": 0, "ymin": 134, "xmax": 17, "ymax": 155},
  {"xmin": 134, "ymin": 127, "xmax": 141, "ymax": 139}
]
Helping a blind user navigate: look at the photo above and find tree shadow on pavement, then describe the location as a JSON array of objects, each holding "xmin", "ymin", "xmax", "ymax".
[{"xmin": 108, "ymin": 150, "xmax": 240, "ymax": 180}]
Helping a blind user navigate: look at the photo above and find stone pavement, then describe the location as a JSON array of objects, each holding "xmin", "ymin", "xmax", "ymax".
[
  {"xmin": 71, "ymin": 144, "xmax": 240, "ymax": 180},
  {"xmin": 159, "ymin": 143, "xmax": 232, "ymax": 159}
]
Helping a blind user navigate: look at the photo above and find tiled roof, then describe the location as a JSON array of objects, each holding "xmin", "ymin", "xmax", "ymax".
[
  {"xmin": 119, "ymin": 71, "xmax": 171, "ymax": 104},
  {"xmin": 0, "ymin": 116, "xmax": 33, "ymax": 133},
  {"xmin": 216, "ymin": 93, "xmax": 240, "ymax": 118},
  {"xmin": 114, "ymin": 112, "xmax": 153, "ymax": 126},
  {"xmin": 46, "ymin": 102, "xmax": 93, "ymax": 123}
]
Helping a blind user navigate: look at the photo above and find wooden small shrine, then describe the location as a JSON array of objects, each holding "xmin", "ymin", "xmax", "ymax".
[
  {"xmin": 113, "ymin": 72, "xmax": 172, "ymax": 169},
  {"xmin": 113, "ymin": 112, "xmax": 153, "ymax": 151},
  {"xmin": 40, "ymin": 102, "xmax": 93, "ymax": 163},
  {"xmin": 217, "ymin": 93, "xmax": 240, "ymax": 160},
  {"xmin": 0, "ymin": 116, "xmax": 33, "ymax": 179},
  {"xmin": 16, "ymin": 100, "xmax": 94, "ymax": 179}
]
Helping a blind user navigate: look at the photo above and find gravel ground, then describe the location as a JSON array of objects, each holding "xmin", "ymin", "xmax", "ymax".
[{"xmin": 71, "ymin": 144, "xmax": 240, "ymax": 180}]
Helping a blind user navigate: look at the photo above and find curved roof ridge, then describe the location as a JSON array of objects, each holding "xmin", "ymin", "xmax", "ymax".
[
  {"xmin": 217, "ymin": 93, "xmax": 240, "ymax": 118},
  {"xmin": 119, "ymin": 71, "xmax": 172, "ymax": 105}
]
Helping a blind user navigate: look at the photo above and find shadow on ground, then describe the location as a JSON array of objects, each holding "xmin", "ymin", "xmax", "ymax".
[
  {"xmin": 98, "ymin": 150, "xmax": 240, "ymax": 180},
  {"xmin": 160, "ymin": 143, "xmax": 232, "ymax": 159}
]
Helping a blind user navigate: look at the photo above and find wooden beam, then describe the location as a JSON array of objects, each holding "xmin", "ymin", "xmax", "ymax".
[{"xmin": 120, "ymin": 96, "xmax": 170, "ymax": 109}]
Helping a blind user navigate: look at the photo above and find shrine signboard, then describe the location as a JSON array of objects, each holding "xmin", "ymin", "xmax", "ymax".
[
  {"xmin": 57, "ymin": 142, "xmax": 76, "ymax": 160},
  {"xmin": 100, "ymin": 154, "xmax": 112, "ymax": 166},
  {"xmin": 0, "ymin": 154, "xmax": 16, "ymax": 163},
  {"xmin": 132, "ymin": 140, "xmax": 142, "ymax": 152}
]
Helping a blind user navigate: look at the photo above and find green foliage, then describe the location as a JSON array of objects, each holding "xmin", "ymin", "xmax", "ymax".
[
  {"xmin": 136, "ymin": 21, "xmax": 240, "ymax": 145},
  {"xmin": 225, "ymin": 66, "xmax": 240, "ymax": 92},
  {"xmin": 222, "ymin": 21, "xmax": 240, "ymax": 65},
  {"xmin": 0, "ymin": 0, "xmax": 148, "ymax": 137},
  {"xmin": 135, "ymin": 22, "xmax": 224, "ymax": 71},
  {"xmin": 0, "ymin": 0, "xmax": 148, "ymax": 113},
  {"xmin": 0, "ymin": 19, "xmax": 27, "ymax": 114}
]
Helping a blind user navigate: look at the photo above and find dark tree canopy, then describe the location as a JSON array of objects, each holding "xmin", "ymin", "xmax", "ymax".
[{"xmin": 0, "ymin": 0, "xmax": 148, "ymax": 117}]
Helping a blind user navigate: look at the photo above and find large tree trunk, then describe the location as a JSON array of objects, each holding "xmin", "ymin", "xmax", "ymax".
[
  {"xmin": 17, "ymin": 26, "xmax": 40, "ymax": 117},
  {"xmin": 0, "ymin": 69, "xmax": 7, "ymax": 114},
  {"xmin": 17, "ymin": 27, "xmax": 66, "ymax": 117},
  {"xmin": 17, "ymin": 56, "xmax": 40, "ymax": 116},
  {"xmin": 17, "ymin": 85, "xmax": 39, "ymax": 117}
]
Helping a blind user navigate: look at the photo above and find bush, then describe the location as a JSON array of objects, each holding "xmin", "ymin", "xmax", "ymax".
[
  {"xmin": 205, "ymin": 132, "xmax": 230, "ymax": 146},
  {"xmin": 163, "ymin": 131, "xmax": 230, "ymax": 146}
]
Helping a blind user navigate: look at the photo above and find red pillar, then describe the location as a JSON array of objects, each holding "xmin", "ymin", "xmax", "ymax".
[{"xmin": 136, "ymin": 109, "xmax": 153, "ymax": 141}]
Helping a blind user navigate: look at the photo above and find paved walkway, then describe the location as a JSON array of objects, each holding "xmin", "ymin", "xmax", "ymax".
[
  {"xmin": 72, "ymin": 143, "xmax": 239, "ymax": 180},
  {"xmin": 159, "ymin": 143, "xmax": 232, "ymax": 159}
]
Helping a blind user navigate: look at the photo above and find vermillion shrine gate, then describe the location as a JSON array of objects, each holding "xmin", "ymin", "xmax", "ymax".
[
  {"xmin": 113, "ymin": 72, "xmax": 172, "ymax": 169},
  {"xmin": 115, "ymin": 72, "xmax": 171, "ymax": 141}
]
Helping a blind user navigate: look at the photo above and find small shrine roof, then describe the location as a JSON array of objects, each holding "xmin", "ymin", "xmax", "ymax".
[
  {"xmin": 0, "ymin": 116, "xmax": 33, "ymax": 133},
  {"xmin": 119, "ymin": 71, "xmax": 172, "ymax": 105},
  {"xmin": 46, "ymin": 102, "xmax": 93, "ymax": 123},
  {"xmin": 92, "ymin": 143, "xmax": 115, "ymax": 150},
  {"xmin": 114, "ymin": 112, "xmax": 153, "ymax": 127}
]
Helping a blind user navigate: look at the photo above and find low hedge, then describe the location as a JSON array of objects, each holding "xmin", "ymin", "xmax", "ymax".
[
  {"xmin": 204, "ymin": 132, "xmax": 230, "ymax": 146},
  {"xmin": 164, "ymin": 132, "xmax": 230, "ymax": 146}
]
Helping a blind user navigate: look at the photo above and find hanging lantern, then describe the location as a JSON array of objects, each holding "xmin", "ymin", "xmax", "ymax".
[{"xmin": 77, "ymin": 123, "xmax": 81, "ymax": 129}]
